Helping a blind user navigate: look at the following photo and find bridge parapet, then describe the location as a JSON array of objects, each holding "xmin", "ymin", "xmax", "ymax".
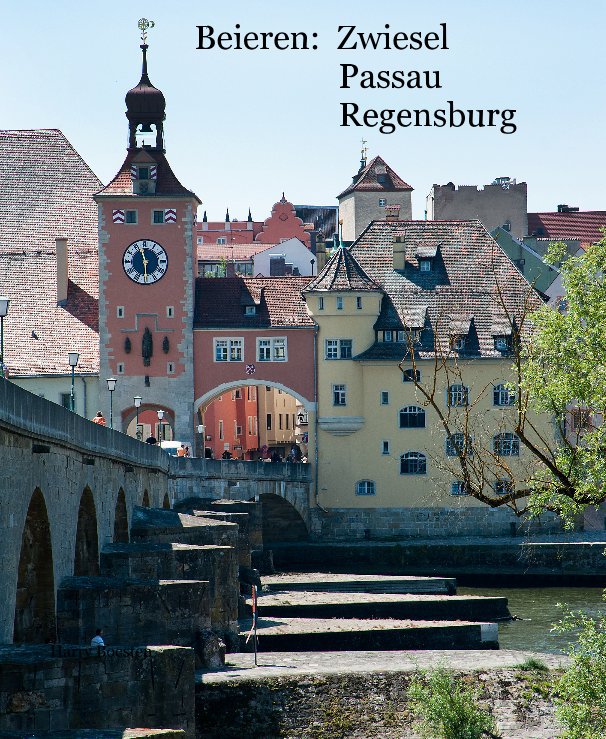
[
  {"xmin": 0, "ymin": 378, "xmax": 167, "ymax": 470},
  {"xmin": 168, "ymin": 457, "xmax": 311, "ymax": 482}
]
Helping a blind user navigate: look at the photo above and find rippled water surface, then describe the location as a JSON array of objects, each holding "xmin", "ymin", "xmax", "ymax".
[{"xmin": 457, "ymin": 586, "xmax": 606, "ymax": 653}]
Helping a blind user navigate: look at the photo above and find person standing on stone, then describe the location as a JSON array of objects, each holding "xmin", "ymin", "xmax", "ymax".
[{"xmin": 90, "ymin": 628, "xmax": 105, "ymax": 647}]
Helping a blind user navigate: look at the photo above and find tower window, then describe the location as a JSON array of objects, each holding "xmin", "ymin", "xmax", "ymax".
[
  {"xmin": 167, "ymin": 362, "xmax": 175, "ymax": 374},
  {"xmin": 138, "ymin": 166, "xmax": 149, "ymax": 180},
  {"xmin": 125, "ymin": 210, "xmax": 137, "ymax": 224},
  {"xmin": 116, "ymin": 306, "xmax": 125, "ymax": 318},
  {"xmin": 153, "ymin": 210, "xmax": 165, "ymax": 224},
  {"xmin": 166, "ymin": 306, "xmax": 174, "ymax": 318},
  {"xmin": 117, "ymin": 363, "xmax": 125, "ymax": 374}
]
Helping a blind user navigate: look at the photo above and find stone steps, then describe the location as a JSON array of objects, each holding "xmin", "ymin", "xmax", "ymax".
[
  {"xmin": 247, "ymin": 590, "xmax": 510, "ymax": 622},
  {"xmin": 238, "ymin": 616, "xmax": 499, "ymax": 651},
  {"xmin": 262, "ymin": 572, "xmax": 456, "ymax": 594}
]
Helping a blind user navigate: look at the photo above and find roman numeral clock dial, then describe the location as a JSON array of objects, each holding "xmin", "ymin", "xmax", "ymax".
[{"xmin": 123, "ymin": 239, "xmax": 168, "ymax": 284}]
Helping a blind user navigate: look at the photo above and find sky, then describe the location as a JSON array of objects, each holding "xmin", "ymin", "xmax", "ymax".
[{"xmin": 3, "ymin": 0, "xmax": 605, "ymax": 220}]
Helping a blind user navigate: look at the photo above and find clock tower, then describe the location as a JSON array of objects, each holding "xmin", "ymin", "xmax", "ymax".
[{"xmin": 95, "ymin": 24, "xmax": 200, "ymax": 441}]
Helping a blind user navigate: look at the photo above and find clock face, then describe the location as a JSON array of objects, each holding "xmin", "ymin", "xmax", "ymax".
[{"xmin": 123, "ymin": 239, "xmax": 168, "ymax": 284}]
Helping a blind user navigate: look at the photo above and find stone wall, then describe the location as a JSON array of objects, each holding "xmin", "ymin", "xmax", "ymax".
[
  {"xmin": 196, "ymin": 668, "xmax": 560, "ymax": 739},
  {"xmin": 0, "ymin": 644, "xmax": 194, "ymax": 736},
  {"xmin": 310, "ymin": 504, "xmax": 563, "ymax": 541},
  {"xmin": 56, "ymin": 577, "xmax": 210, "ymax": 649}
]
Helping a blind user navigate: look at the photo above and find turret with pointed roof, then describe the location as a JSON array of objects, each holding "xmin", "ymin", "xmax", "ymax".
[{"xmin": 338, "ymin": 155, "xmax": 413, "ymax": 242}]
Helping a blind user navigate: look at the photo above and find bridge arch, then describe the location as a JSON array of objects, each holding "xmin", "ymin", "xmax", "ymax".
[
  {"xmin": 13, "ymin": 488, "xmax": 56, "ymax": 643},
  {"xmin": 113, "ymin": 488, "xmax": 129, "ymax": 543},
  {"xmin": 74, "ymin": 487, "xmax": 100, "ymax": 577},
  {"xmin": 259, "ymin": 493, "xmax": 309, "ymax": 544},
  {"xmin": 194, "ymin": 379, "xmax": 315, "ymax": 414}
]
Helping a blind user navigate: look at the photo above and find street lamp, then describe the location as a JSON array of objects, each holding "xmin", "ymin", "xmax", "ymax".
[
  {"xmin": 197, "ymin": 424, "xmax": 205, "ymax": 458},
  {"xmin": 157, "ymin": 409, "xmax": 165, "ymax": 445},
  {"xmin": 0, "ymin": 297, "xmax": 10, "ymax": 378},
  {"xmin": 106, "ymin": 377, "xmax": 117, "ymax": 430},
  {"xmin": 134, "ymin": 395, "xmax": 142, "ymax": 439},
  {"xmin": 68, "ymin": 352, "xmax": 79, "ymax": 412}
]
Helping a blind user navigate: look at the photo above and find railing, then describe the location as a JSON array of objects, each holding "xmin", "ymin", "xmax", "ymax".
[{"xmin": 168, "ymin": 457, "xmax": 312, "ymax": 481}]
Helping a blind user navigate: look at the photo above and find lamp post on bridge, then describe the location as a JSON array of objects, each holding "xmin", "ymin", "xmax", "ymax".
[
  {"xmin": 68, "ymin": 352, "xmax": 79, "ymax": 412},
  {"xmin": 106, "ymin": 377, "xmax": 117, "ymax": 430},
  {"xmin": 134, "ymin": 395, "xmax": 142, "ymax": 439},
  {"xmin": 157, "ymin": 409, "xmax": 165, "ymax": 446}
]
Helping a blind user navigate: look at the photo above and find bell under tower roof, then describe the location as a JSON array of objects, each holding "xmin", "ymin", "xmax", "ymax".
[{"xmin": 125, "ymin": 19, "xmax": 166, "ymax": 151}]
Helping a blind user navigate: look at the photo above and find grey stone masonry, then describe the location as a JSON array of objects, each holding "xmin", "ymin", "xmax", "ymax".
[
  {"xmin": 0, "ymin": 644, "xmax": 194, "ymax": 736},
  {"xmin": 130, "ymin": 507, "xmax": 238, "ymax": 549},
  {"xmin": 192, "ymin": 512, "xmax": 252, "ymax": 567},
  {"xmin": 100, "ymin": 543, "xmax": 238, "ymax": 635},
  {"xmin": 310, "ymin": 505, "xmax": 563, "ymax": 541},
  {"xmin": 56, "ymin": 577, "xmax": 210, "ymax": 654}
]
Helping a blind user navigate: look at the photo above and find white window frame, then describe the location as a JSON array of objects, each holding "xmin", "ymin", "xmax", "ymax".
[
  {"xmin": 399, "ymin": 406, "xmax": 426, "ymax": 429},
  {"xmin": 245, "ymin": 306, "xmax": 256, "ymax": 316},
  {"xmin": 125, "ymin": 210, "xmax": 137, "ymax": 224},
  {"xmin": 216, "ymin": 237, "xmax": 227, "ymax": 245},
  {"xmin": 493, "ymin": 432, "xmax": 520, "ymax": 456},
  {"xmin": 325, "ymin": 339, "xmax": 353, "ymax": 360},
  {"xmin": 116, "ymin": 306, "xmax": 125, "ymax": 318},
  {"xmin": 493, "ymin": 383, "xmax": 516, "ymax": 407},
  {"xmin": 214, "ymin": 337, "xmax": 243, "ymax": 362},
  {"xmin": 257, "ymin": 337, "xmax": 287, "ymax": 362},
  {"xmin": 494, "ymin": 335, "xmax": 512, "ymax": 353},
  {"xmin": 383, "ymin": 330, "xmax": 393, "ymax": 342},
  {"xmin": 166, "ymin": 305, "xmax": 174, "ymax": 318},
  {"xmin": 356, "ymin": 480, "xmax": 376, "ymax": 496},
  {"xmin": 400, "ymin": 452, "xmax": 427, "ymax": 475},
  {"xmin": 380, "ymin": 391, "xmax": 389, "ymax": 405},
  {"xmin": 419, "ymin": 259, "xmax": 432, "ymax": 272},
  {"xmin": 451, "ymin": 480, "xmax": 469, "ymax": 496},
  {"xmin": 333, "ymin": 384, "xmax": 347, "ymax": 406},
  {"xmin": 445, "ymin": 432, "xmax": 472, "ymax": 457},
  {"xmin": 447, "ymin": 384, "xmax": 469, "ymax": 407},
  {"xmin": 336, "ymin": 296, "xmax": 344, "ymax": 310},
  {"xmin": 378, "ymin": 198, "xmax": 387, "ymax": 207}
]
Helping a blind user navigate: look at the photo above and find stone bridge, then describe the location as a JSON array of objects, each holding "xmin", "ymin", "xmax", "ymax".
[{"xmin": 0, "ymin": 379, "xmax": 313, "ymax": 645}]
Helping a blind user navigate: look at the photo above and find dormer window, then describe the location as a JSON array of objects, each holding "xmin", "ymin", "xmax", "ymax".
[
  {"xmin": 419, "ymin": 259, "xmax": 432, "ymax": 272},
  {"xmin": 383, "ymin": 330, "xmax": 393, "ymax": 342},
  {"xmin": 494, "ymin": 335, "xmax": 512, "ymax": 353},
  {"xmin": 245, "ymin": 306, "xmax": 256, "ymax": 316},
  {"xmin": 138, "ymin": 166, "xmax": 149, "ymax": 180},
  {"xmin": 452, "ymin": 335, "xmax": 466, "ymax": 351}
]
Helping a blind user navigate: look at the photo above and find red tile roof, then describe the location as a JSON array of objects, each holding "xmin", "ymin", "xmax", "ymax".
[
  {"xmin": 97, "ymin": 149, "xmax": 200, "ymax": 201},
  {"xmin": 0, "ymin": 130, "xmax": 101, "ymax": 376},
  {"xmin": 338, "ymin": 156, "xmax": 413, "ymax": 199},
  {"xmin": 349, "ymin": 220, "xmax": 542, "ymax": 360},
  {"xmin": 198, "ymin": 243, "xmax": 271, "ymax": 262},
  {"xmin": 527, "ymin": 211, "xmax": 606, "ymax": 243},
  {"xmin": 194, "ymin": 277, "xmax": 314, "ymax": 329}
]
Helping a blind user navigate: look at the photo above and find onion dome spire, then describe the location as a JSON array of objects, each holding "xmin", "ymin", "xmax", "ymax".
[{"xmin": 125, "ymin": 19, "xmax": 166, "ymax": 151}]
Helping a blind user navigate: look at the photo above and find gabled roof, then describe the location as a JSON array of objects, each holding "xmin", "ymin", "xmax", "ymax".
[
  {"xmin": 194, "ymin": 277, "xmax": 314, "ymax": 329},
  {"xmin": 0, "ymin": 130, "xmax": 101, "ymax": 376},
  {"xmin": 304, "ymin": 246, "xmax": 380, "ymax": 292},
  {"xmin": 338, "ymin": 155, "xmax": 413, "ymax": 199},
  {"xmin": 198, "ymin": 243, "xmax": 270, "ymax": 262},
  {"xmin": 349, "ymin": 220, "xmax": 541, "ymax": 359},
  {"xmin": 96, "ymin": 149, "xmax": 200, "ymax": 201},
  {"xmin": 527, "ymin": 211, "xmax": 606, "ymax": 243}
]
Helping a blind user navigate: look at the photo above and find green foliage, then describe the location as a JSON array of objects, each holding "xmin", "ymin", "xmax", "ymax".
[
  {"xmin": 520, "ymin": 236, "xmax": 606, "ymax": 518},
  {"xmin": 552, "ymin": 608, "xmax": 606, "ymax": 739},
  {"xmin": 514, "ymin": 656, "xmax": 549, "ymax": 672},
  {"xmin": 407, "ymin": 668, "xmax": 499, "ymax": 739}
]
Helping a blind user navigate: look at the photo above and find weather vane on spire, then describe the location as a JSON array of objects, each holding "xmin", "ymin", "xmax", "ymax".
[
  {"xmin": 360, "ymin": 139, "xmax": 368, "ymax": 168},
  {"xmin": 138, "ymin": 18, "xmax": 155, "ymax": 44}
]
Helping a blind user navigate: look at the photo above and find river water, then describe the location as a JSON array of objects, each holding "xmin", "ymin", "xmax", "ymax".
[{"xmin": 458, "ymin": 585, "xmax": 606, "ymax": 653}]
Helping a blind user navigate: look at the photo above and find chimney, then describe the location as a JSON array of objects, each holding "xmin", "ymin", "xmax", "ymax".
[
  {"xmin": 385, "ymin": 204, "xmax": 401, "ymax": 222},
  {"xmin": 393, "ymin": 235, "xmax": 406, "ymax": 271},
  {"xmin": 56, "ymin": 238, "xmax": 68, "ymax": 305}
]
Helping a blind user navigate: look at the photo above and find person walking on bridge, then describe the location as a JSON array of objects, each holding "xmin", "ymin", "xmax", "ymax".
[{"xmin": 91, "ymin": 411, "xmax": 106, "ymax": 426}]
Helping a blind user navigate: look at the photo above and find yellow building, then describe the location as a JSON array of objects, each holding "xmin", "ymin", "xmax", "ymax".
[{"xmin": 303, "ymin": 220, "xmax": 560, "ymax": 539}]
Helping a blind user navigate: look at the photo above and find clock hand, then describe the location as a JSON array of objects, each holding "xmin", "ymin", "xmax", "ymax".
[{"xmin": 138, "ymin": 247, "xmax": 149, "ymax": 282}]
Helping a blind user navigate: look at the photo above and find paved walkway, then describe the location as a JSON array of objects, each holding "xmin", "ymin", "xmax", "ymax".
[{"xmin": 199, "ymin": 649, "xmax": 569, "ymax": 683}]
